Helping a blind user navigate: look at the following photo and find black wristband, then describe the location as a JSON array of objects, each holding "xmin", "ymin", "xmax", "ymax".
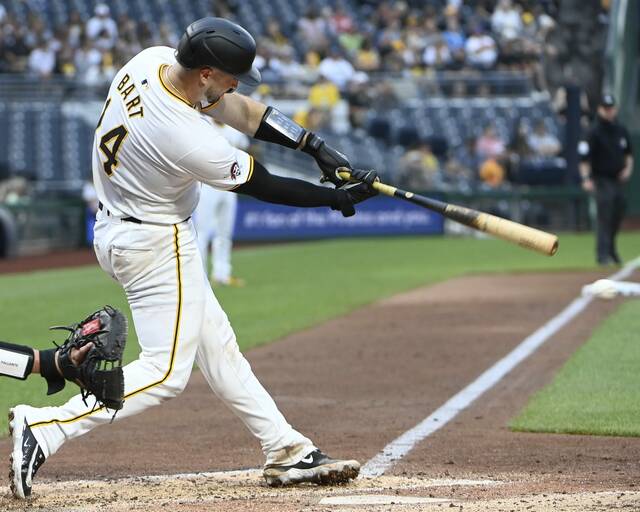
[
  {"xmin": 39, "ymin": 348, "xmax": 66, "ymax": 395},
  {"xmin": 254, "ymin": 107, "xmax": 306, "ymax": 149}
]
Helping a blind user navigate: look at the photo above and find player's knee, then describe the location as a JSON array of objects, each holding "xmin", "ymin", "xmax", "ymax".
[{"xmin": 138, "ymin": 356, "xmax": 192, "ymax": 398}]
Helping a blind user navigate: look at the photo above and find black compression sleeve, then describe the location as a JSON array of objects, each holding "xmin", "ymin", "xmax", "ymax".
[{"xmin": 234, "ymin": 159, "xmax": 345, "ymax": 210}]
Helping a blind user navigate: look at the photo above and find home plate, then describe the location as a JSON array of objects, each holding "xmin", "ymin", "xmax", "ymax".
[{"xmin": 320, "ymin": 495, "xmax": 452, "ymax": 505}]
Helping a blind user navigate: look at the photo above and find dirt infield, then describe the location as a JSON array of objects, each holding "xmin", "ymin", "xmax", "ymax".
[
  {"xmin": 0, "ymin": 249, "xmax": 96, "ymax": 274},
  {"xmin": 2, "ymin": 269, "xmax": 639, "ymax": 511}
]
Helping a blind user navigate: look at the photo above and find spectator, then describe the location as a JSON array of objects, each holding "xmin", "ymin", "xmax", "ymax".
[
  {"xmin": 527, "ymin": 120, "xmax": 561, "ymax": 157},
  {"xmin": 67, "ymin": 10, "xmax": 84, "ymax": 48},
  {"xmin": 506, "ymin": 118, "xmax": 531, "ymax": 180},
  {"xmin": 298, "ymin": 7, "xmax": 329, "ymax": 53},
  {"xmin": 294, "ymin": 107, "xmax": 331, "ymax": 132},
  {"xmin": 491, "ymin": 0, "xmax": 523, "ymax": 41},
  {"xmin": 402, "ymin": 14, "xmax": 430, "ymax": 68},
  {"xmin": 270, "ymin": 47, "xmax": 309, "ymax": 84},
  {"xmin": 442, "ymin": 16, "xmax": 466, "ymax": 69},
  {"xmin": 344, "ymin": 72, "xmax": 372, "ymax": 132},
  {"xmin": 24, "ymin": 14, "xmax": 48, "ymax": 50},
  {"xmin": 354, "ymin": 38, "xmax": 381, "ymax": 72},
  {"xmin": 318, "ymin": 49, "xmax": 355, "ymax": 90},
  {"xmin": 459, "ymin": 137, "xmax": 480, "ymax": 175},
  {"xmin": 86, "ymin": 3, "xmax": 117, "ymax": 45},
  {"xmin": 399, "ymin": 141, "xmax": 442, "ymax": 190},
  {"xmin": 330, "ymin": 4, "xmax": 355, "ymax": 34},
  {"xmin": 74, "ymin": 36, "xmax": 102, "ymax": 83},
  {"xmin": 84, "ymin": 50, "xmax": 117, "ymax": 86},
  {"xmin": 443, "ymin": 157, "xmax": 474, "ymax": 191},
  {"xmin": 308, "ymin": 75, "xmax": 341, "ymax": 110},
  {"xmin": 94, "ymin": 28, "xmax": 115, "ymax": 52},
  {"xmin": 423, "ymin": 36, "xmax": 452, "ymax": 70},
  {"xmin": 509, "ymin": 118, "xmax": 531, "ymax": 156},
  {"xmin": 262, "ymin": 20, "xmax": 294, "ymax": 60},
  {"xmin": 338, "ymin": 25, "xmax": 364, "ymax": 55},
  {"xmin": 479, "ymin": 158, "xmax": 506, "ymax": 188},
  {"xmin": 116, "ymin": 26, "xmax": 143, "ymax": 64},
  {"xmin": 28, "ymin": 39, "xmax": 56, "ymax": 78},
  {"xmin": 136, "ymin": 21, "xmax": 154, "ymax": 48},
  {"xmin": 475, "ymin": 124, "xmax": 506, "ymax": 161},
  {"xmin": 3, "ymin": 21, "xmax": 30, "ymax": 72},
  {"xmin": 465, "ymin": 26, "xmax": 497, "ymax": 69},
  {"xmin": 56, "ymin": 42, "xmax": 77, "ymax": 77}
]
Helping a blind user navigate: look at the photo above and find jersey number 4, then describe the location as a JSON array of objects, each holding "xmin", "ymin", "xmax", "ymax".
[{"xmin": 99, "ymin": 125, "xmax": 128, "ymax": 177}]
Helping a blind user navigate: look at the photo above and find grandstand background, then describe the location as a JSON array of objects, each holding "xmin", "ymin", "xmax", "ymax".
[{"xmin": 0, "ymin": 0, "xmax": 637, "ymax": 256}]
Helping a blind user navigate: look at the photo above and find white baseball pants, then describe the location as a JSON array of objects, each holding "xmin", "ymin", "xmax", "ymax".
[
  {"xmin": 193, "ymin": 186, "xmax": 237, "ymax": 283},
  {"xmin": 25, "ymin": 209, "xmax": 314, "ymax": 467}
]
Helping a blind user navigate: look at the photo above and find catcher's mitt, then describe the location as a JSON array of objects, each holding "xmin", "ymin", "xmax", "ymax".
[{"xmin": 52, "ymin": 306, "xmax": 128, "ymax": 412}]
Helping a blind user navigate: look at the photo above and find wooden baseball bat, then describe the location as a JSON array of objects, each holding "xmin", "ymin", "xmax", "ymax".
[{"xmin": 338, "ymin": 170, "xmax": 558, "ymax": 256}]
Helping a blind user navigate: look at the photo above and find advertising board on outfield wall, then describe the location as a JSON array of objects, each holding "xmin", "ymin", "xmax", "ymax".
[{"xmin": 234, "ymin": 196, "xmax": 444, "ymax": 240}]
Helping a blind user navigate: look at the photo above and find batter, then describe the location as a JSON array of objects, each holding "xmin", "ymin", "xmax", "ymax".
[{"xmin": 9, "ymin": 17, "xmax": 378, "ymax": 498}]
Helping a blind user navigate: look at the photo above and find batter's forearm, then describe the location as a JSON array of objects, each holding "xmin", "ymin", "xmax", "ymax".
[
  {"xmin": 579, "ymin": 162, "xmax": 591, "ymax": 180},
  {"xmin": 234, "ymin": 159, "xmax": 342, "ymax": 209}
]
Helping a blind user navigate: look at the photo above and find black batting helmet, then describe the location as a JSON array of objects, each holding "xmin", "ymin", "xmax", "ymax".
[{"xmin": 176, "ymin": 17, "xmax": 261, "ymax": 86}]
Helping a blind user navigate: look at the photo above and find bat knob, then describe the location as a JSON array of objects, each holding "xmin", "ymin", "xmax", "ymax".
[{"xmin": 337, "ymin": 167, "xmax": 352, "ymax": 181}]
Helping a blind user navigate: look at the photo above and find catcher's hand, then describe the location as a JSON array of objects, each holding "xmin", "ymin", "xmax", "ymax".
[{"xmin": 52, "ymin": 306, "xmax": 128, "ymax": 411}]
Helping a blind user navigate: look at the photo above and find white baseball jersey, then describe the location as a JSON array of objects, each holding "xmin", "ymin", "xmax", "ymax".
[{"xmin": 92, "ymin": 46, "xmax": 254, "ymax": 224}]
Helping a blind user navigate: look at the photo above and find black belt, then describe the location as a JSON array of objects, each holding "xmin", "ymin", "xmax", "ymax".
[{"xmin": 98, "ymin": 202, "xmax": 142, "ymax": 224}]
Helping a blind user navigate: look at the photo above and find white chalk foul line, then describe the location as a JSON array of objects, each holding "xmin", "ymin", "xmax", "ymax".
[{"xmin": 361, "ymin": 259, "xmax": 640, "ymax": 478}]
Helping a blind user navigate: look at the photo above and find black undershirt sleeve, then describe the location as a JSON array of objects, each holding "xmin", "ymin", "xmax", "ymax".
[{"xmin": 234, "ymin": 159, "xmax": 344, "ymax": 211}]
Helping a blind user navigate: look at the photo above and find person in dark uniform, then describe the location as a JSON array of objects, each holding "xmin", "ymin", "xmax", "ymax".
[{"xmin": 579, "ymin": 94, "xmax": 634, "ymax": 265}]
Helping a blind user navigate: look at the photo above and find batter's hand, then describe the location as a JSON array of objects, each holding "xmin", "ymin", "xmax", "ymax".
[
  {"xmin": 348, "ymin": 168, "xmax": 379, "ymax": 186},
  {"xmin": 335, "ymin": 168, "xmax": 379, "ymax": 217},
  {"xmin": 302, "ymin": 132, "xmax": 352, "ymax": 186}
]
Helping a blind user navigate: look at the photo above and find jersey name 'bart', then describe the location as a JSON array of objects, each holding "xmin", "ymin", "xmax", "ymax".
[{"xmin": 116, "ymin": 74, "xmax": 144, "ymax": 118}]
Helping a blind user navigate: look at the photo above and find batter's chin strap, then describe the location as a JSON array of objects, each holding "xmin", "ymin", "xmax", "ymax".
[{"xmin": 0, "ymin": 340, "xmax": 34, "ymax": 380}]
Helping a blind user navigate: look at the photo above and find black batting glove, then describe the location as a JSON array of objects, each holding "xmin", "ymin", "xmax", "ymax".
[
  {"xmin": 302, "ymin": 132, "xmax": 351, "ymax": 186},
  {"xmin": 347, "ymin": 168, "xmax": 379, "ymax": 186},
  {"xmin": 332, "ymin": 169, "xmax": 379, "ymax": 217}
]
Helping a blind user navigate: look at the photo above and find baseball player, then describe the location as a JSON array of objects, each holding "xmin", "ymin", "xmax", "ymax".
[
  {"xmin": 193, "ymin": 120, "xmax": 249, "ymax": 287},
  {"xmin": 9, "ymin": 17, "xmax": 377, "ymax": 498}
]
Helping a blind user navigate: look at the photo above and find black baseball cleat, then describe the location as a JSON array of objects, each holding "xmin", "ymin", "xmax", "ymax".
[
  {"xmin": 263, "ymin": 449, "xmax": 360, "ymax": 487},
  {"xmin": 8, "ymin": 407, "xmax": 47, "ymax": 499}
]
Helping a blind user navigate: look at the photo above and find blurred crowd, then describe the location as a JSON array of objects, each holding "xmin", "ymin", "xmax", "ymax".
[
  {"xmin": 0, "ymin": 3, "xmax": 178, "ymax": 85},
  {"xmin": 0, "ymin": 0, "xmax": 560, "ymax": 87},
  {"xmin": 257, "ymin": 0, "xmax": 559, "ymax": 88},
  {"xmin": 394, "ymin": 116, "xmax": 563, "ymax": 193},
  {"xmin": 0, "ymin": 0, "xmax": 595, "ymax": 193}
]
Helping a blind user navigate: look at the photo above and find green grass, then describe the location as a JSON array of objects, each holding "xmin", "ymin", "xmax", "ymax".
[
  {"xmin": 510, "ymin": 299, "xmax": 640, "ymax": 437},
  {"xmin": 2, "ymin": 231, "xmax": 640, "ymax": 435}
]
